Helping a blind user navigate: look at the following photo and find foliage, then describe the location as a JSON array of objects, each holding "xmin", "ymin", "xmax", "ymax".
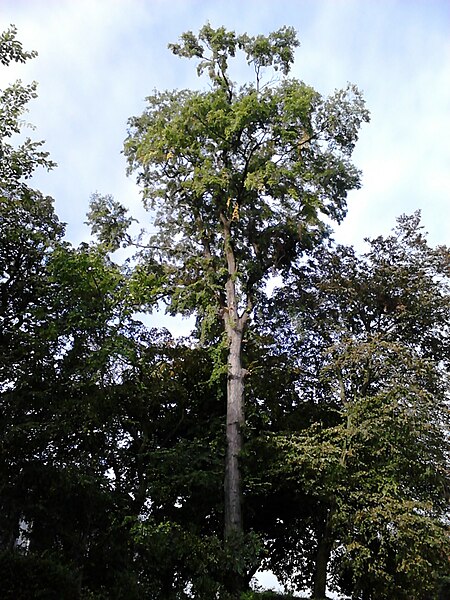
[
  {"xmin": 0, "ymin": 550, "xmax": 79, "ymax": 599},
  {"xmin": 1, "ymin": 24, "xmax": 448, "ymax": 600},
  {"xmin": 86, "ymin": 193, "xmax": 136, "ymax": 253},
  {"xmin": 0, "ymin": 25, "xmax": 55, "ymax": 194},
  {"xmin": 241, "ymin": 591, "xmax": 299, "ymax": 600},
  {"xmin": 123, "ymin": 24, "xmax": 369, "ymax": 322},
  {"xmin": 260, "ymin": 213, "xmax": 450, "ymax": 598}
]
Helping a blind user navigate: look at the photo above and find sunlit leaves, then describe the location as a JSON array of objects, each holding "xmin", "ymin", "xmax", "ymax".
[{"xmin": 124, "ymin": 25, "xmax": 369, "ymax": 327}]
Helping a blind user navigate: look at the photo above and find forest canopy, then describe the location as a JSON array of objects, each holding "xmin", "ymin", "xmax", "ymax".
[{"xmin": 0, "ymin": 24, "xmax": 448, "ymax": 600}]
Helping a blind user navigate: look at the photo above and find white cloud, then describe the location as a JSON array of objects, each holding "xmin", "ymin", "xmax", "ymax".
[{"xmin": 3, "ymin": 0, "xmax": 449, "ymax": 248}]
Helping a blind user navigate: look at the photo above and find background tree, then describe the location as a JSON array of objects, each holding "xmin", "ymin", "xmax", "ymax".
[
  {"xmin": 0, "ymin": 27, "xmax": 233, "ymax": 599},
  {"xmin": 0, "ymin": 25, "xmax": 55, "ymax": 195},
  {"xmin": 0, "ymin": 26, "xmax": 141, "ymax": 598},
  {"xmin": 121, "ymin": 24, "xmax": 369, "ymax": 594},
  {"xmin": 260, "ymin": 213, "xmax": 450, "ymax": 598},
  {"xmin": 0, "ymin": 24, "xmax": 64, "ymax": 555}
]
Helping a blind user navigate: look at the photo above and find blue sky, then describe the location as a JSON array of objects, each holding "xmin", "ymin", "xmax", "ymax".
[
  {"xmin": 3, "ymin": 0, "xmax": 449, "ymax": 250},
  {"xmin": 3, "ymin": 0, "xmax": 449, "ymax": 341},
  {"xmin": 2, "ymin": 1, "xmax": 449, "ymax": 592}
]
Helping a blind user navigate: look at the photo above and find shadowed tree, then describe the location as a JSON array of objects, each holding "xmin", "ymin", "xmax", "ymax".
[
  {"xmin": 0, "ymin": 24, "xmax": 63, "ymax": 551},
  {"xmin": 263, "ymin": 214, "xmax": 450, "ymax": 598}
]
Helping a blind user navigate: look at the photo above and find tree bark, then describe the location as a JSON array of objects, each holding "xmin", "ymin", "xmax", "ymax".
[
  {"xmin": 221, "ymin": 214, "xmax": 249, "ymax": 596},
  {"xmin": 221, "ymin": 213, "xmax": 247, "ymax": 539},
  {"xmin": 224, "ymin": 321, "xmax": 245, "ymax": 538},
  {"xmin": 312, "ymin": 506, "xmax": 333, "ymax": 599}
]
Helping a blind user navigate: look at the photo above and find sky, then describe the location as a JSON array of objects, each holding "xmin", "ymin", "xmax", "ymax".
[
  {"xmin": 2, "ymin": 3, "xmax": 450, "ymax": 282},
  {"xmin": 2, "ymin": 0, "xmax": 449, "ymax": 355},
  {"xmin": 2, "ymin": 1, "xmax": 449, "ymax": 594}
]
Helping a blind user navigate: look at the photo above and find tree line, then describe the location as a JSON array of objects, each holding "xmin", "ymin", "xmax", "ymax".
[{"xmin": 0, "ymin": 24, "xmax": 449, "ymax": 600}]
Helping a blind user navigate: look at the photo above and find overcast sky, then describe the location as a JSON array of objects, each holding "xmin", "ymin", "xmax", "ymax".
[{"xmin": 2, "ymin": 1, "xmax": 449, "ymax": 592}]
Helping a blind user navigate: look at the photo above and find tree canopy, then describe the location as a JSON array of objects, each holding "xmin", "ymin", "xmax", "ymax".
[
  {"xmin": 0, "ymin": 24, "xmax": 448, "ymax": 600},
  {"xmin": 121, "ymin": 25, "xmax": 369, "ymax": 595}
]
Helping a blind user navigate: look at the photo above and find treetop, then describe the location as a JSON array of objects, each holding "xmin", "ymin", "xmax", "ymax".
[{"xmin": 169, "ymin": 23, "xmax": 300, "ymax": 91}]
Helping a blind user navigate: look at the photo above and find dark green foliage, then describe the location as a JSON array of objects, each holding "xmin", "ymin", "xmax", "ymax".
[
  {"xmin": 0, "ymin": 551, "xmax": 79, "ymax": 599},
  {"xmin": 437, "ymin": 576, "xmax": 450, "ymax": 600},
  {"xmin": 1, "ymin": 24, "xmax": 448, "ymax": 600},
  {"xmin": 257, "ymin": 213, "xmax": 450, "ymax": 598},
  {"xmin": 241, "ymin": 592, "xmax": 300, "ymax": 600}
]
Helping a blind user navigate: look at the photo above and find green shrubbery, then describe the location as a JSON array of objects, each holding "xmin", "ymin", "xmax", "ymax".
[{"xmin": 0, "ymin": 551, "xmax": 79, "ymax": 600}]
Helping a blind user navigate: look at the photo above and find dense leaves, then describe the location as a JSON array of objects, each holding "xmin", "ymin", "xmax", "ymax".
[
  {"xmin": 256, "ymin": 213, "xmax": 450, "ymax": 598},
  {"xmin": 123, "ymin": 28, "xmax": 369, "ymax": 320},
  {"xmin": 1, "ymin": 25, "xmax": 448, "ymax": 600}
]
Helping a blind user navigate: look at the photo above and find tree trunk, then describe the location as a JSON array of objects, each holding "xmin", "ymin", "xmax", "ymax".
[
  {"xmin": 312, "ymin": 507, "xmax": 334, "ymax": 599},
  {"xmin": 223, "ymin": 317, "xmax": 247, "ymax": 598},
  {"xmin": 221, "ymin": 214, "xmax": 249, "ymax": 597},
  {"xmin": 313, "ymin": 536, "xmax": 332, "ymax": 599},
  {"xmin": 224, "ymin": 323, "xmax": 245, "ymax": 538}
]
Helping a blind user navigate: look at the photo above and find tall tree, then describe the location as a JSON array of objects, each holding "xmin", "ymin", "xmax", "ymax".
[
  {"xmin": 0, "ymin": 24, "xmax": 63, "ymax": 550},
  {"xmin": 121, "ymin": 24, "xmax": 369, "ymax": 593}
]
